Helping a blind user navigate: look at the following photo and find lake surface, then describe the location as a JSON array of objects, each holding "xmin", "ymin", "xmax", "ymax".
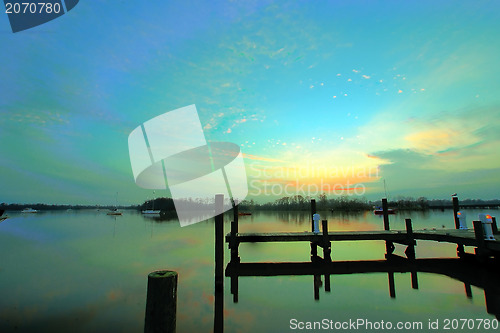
[{"xmin": 0, "ymin": 208, "xmax": 499, "ymax": 332}]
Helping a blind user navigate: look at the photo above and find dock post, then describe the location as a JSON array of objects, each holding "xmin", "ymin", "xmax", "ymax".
[
  {"xmin": 215, "ymin": 194, "xmax": 224, "ymax": 289},
  {"xmin": 388, "ymin": 272, "xmax": 396, "ymax": 298},
  {"xmin": 313, "ymin": 275, "xmax": 321, "ymax": 300},
  {"xmin": 410, "ymin": 272, "xmax": 419, "ymax": 290},
  {"xmin": 473, "ymin": 220, "xmax": 487, "ymax": 258},
  {"xmin": 214, "ymin": 194, "xmax": 224, "ymax": 333},
  {"xmin": 144, "ymin": 270, "xmax": 178, "ymax": 333},
  {"xmin": 310, "ymin": 199, "xmax": 318, "ymax": 260},
  {"xmin": 484, "ymin": 288, "xmax": 500, "ymax": 318},
  {"xmin": 464, "ymin": 283, "xmax": 473, "ymax": 298},
  {"xmin": 455, "ymin": 197, "xmax": 465, "ymax": 258},
  {"xmin": 321, "ymin": 220, "xmax": 332, "ymax": 262},
  {"xmin": 382, "ymin": 198, "xmax": 390, "ymax": 231},
  {"xmin": 230, "ymin": 201, "xmax": 240, "ymax": 264},
  {"xmin": 404, "ymin": 218, "xmax": 416, "ymax": 260},
  {"xmin": 453, "ymin": 197, "xmax": 460, "ymax": 229},
  {"xmin": 457, "ymin": 244, "xmax": 466, "ymax": 258},
  {"xmin": 229, "ymin": 201, "xmax": 240, "ymax": 303},
  {"xmin": 382, "ymin": 198, "xmax": 394, "ymax": 257},
  {"xmin": 322, "ymin": 219, "xmax": 331, "ymax": 292},
  {"xmin": 492, "ymin": 217, "xmax": 498, "ymax": 235},
  {"xmin": 230, "ymin": 275, "xmax": 239, "ymax": 303}
]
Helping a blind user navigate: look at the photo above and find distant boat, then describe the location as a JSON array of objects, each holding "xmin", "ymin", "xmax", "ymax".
[
  {"xmin": 374, "ymin": 180, "xmax": 396, "ymax": 214},
  {"xmin": 21, "ymin": 208, "xmax": 38, "ymax": 213},
  {"xmin": 107, "ymin": 192, "xmax": 122, "ymax": 215},
  {"xmin": 107, "ymin": 208, "xmax": 122, "ymax": 216},
  {"xmin": 238, "ymin": 212, "xmax": 252, "ymax": 216},
  {"xmin": 142, "ymin": 209, "xmax": 160, "ymax": 215},
  {"xmin": 373, "ymin": 208, "xmax": 396, "ymax": 215}
]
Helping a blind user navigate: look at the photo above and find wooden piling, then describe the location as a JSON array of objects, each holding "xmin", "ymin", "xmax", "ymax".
[
  {"xmin": 230, "ymin": 202, "xmax": 240, "ymax": 264},
  {"xmin": 382, "ymin": 198, "xmax": 394, "ymax": 257},
  {"xmin": 214, "ymin": 194, "xmax": 224, "ymax": 332},
  {"xmin": 322, "ymin": 219, "xmax": 332, "ymax": 292},
  {"xmin": 313, "ymin": 275, "xmax": 321, "ymax": 300},
  {"xmin": 382, "ymin": 198, "xmax": 390, "ymax": 231},
  {"xmin": 322, "ymin": 220, "xmax": 332, "ymax": 262},
  {"xmin": 484, "ymin": 288, "xmax": 500, "ymax": 318},
  {"xmin": 233, "ymin": 199, "xmax": 239, "ymax": 224},
  {"xmin": 473, "ymin": 220, "xmax": 486, "ymax": 257},
  {"xmin": 229, "ymin": 197, "xmax": 239, "ymax": 303},
  {"xmin": 215, "ymin": 194, "xmax": 224, "ymax": 290},
  {"xmin": 411, "ymin": 271, "xmax": 419, "ymax": 290},
  {"xmin": 404, "ymin": 218, "xmax": 416, "ymax": 260},
  {"xmin": 310, "ymin": 199, "xmax": 318, "ymax": 259},
  {"xmin": 311, "ymin": 199, "xmax": 316, "ymax": 232},
  {"xmin": 492, "ymin": 217, "xmax": 498, "ymax": 235},
  {"xmin": 230, "ymin": 274, "xmax": 239, "ymax": 303},
  {"xmin": 453, "ymin": 197, "xmax": 460, "ymax": 229},
  {"xmin": 144, "ymin": 270, "xmax": 178, "ymax": 333},
  {"xmin": 464, "ymin": 283, "xmax": 473, "ymax": 298},
  {"xmin": 388, "ymin": 272, "xmax": 396, "ymax": 298}
]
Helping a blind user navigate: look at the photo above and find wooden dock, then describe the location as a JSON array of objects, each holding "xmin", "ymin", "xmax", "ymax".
[
  {"xmin": 212, "ymin": 196, "xmax": 500, "ymax": 326},
  {"xmin": 225, "ymin": 198, "xmax": 500, "ymax": 264},
  {"xmin": 227, "ymin": 228, "xmax": 500, "ymax": 253}
]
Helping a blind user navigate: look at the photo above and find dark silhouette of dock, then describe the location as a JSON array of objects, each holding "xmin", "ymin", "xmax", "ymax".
[{"xmin": 215, "ymin": 196, "xmax": 500, "ymax": 325}]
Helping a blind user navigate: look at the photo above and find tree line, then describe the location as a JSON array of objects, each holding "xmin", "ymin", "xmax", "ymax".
[{"xmin": 3, "ymin": 196, "xmax": 499, "ymax": 212}]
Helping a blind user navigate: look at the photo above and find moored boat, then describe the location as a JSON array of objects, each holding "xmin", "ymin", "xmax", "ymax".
[
  {"xmin": 141, "ymin": 209, "xmax": 161, "ymax": 215},
  {"xmin": 21, "ymin": 208, "xmax": 38, "ymax": 213},
  {"xmin": 107, "ymin": 209, "xmax": 122, "ymax": 216},
  {"xmin": 373, "ymin": 208, "xmax": 396, "ymax": 215}
]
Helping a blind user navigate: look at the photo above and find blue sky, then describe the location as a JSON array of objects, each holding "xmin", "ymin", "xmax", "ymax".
[{"xmin": 1, "ymin": 0, "xmax": 499, "ymax": 205}]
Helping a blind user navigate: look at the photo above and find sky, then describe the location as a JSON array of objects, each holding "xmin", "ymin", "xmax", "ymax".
[{"xmin": 1, "ymin": 0, "xmax": 499, "ymax": 205}]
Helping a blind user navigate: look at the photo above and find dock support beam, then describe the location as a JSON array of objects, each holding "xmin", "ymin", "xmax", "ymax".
[
  {"xmin": 215, "ymin": 194, "xmax": 224, "ymax": 289},
  {"xmin": 214, "ymin": 194, "xmax": 224, "ymax": 333},
  {"xmin": 473, "ymin": 220, "xmax": 489, "ymax": 259},
  {"xmin": 453, "ymin": 196, "xmax": 460, "ymax": 229},
  {"xmin": 229, "ymin": 200, "xmax": 240, "ymax": 303},
  {"xmin": 404, "ymin": 218, "xmax": 416, "ymax": 260},
  {"xmin": 322, "ymin": 220, "xmax": 332, "ymax": 292},
  {"xmin": 382, "ymin": 198, "xmax": 394, "ymax": 257},
  {"xmin": 388, "ymin": 272, "xmax": 396, "ymax": 298},
  {"xmin": 310, "ymin": 199, "xmax": 318, "ymax": 260},
  {"xmin": 230, "ymin": 203, "xmax": 240, "ymax": 264}
]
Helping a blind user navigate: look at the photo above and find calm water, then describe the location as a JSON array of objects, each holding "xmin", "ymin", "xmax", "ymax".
[{"xmin": 0, "ymin": 208, "xmax": 498, "ymax": 332}]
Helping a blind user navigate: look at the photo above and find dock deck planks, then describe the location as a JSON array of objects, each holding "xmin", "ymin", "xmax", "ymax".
[{"xmin": 226, "ymin": 228, "xmax": 500, "ymax": 252}]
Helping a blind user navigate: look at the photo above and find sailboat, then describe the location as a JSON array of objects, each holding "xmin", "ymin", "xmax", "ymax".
[
  {"xmin": 373, "ymin": 179, "xmax": 397, "ymax": 215},
  {"xmin": 142, "ymin": 191, "xmax": 160, "ymax": 215},
  {"xmin": 107, "ymin": 192, "xmax": 122, "ymax": 216}
]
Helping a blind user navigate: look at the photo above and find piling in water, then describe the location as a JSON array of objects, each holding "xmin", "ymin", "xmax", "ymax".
[{"xmin": 144, "ymin": 270, "xmax": 178, "ymax": 333}]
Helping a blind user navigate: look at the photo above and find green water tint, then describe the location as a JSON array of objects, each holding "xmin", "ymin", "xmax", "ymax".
[{"xmin": 0, "ymin": 209, "xmax": 497, "ymax": 332}]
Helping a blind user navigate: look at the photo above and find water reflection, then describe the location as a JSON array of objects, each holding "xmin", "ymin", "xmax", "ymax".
[
  {"xmin": 225, "ymin": 255, "xmax": 500, "ymax": 320},
  {"xmin": 1, "ymin": 209, "xmax": 499, "ymax": 332}
]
